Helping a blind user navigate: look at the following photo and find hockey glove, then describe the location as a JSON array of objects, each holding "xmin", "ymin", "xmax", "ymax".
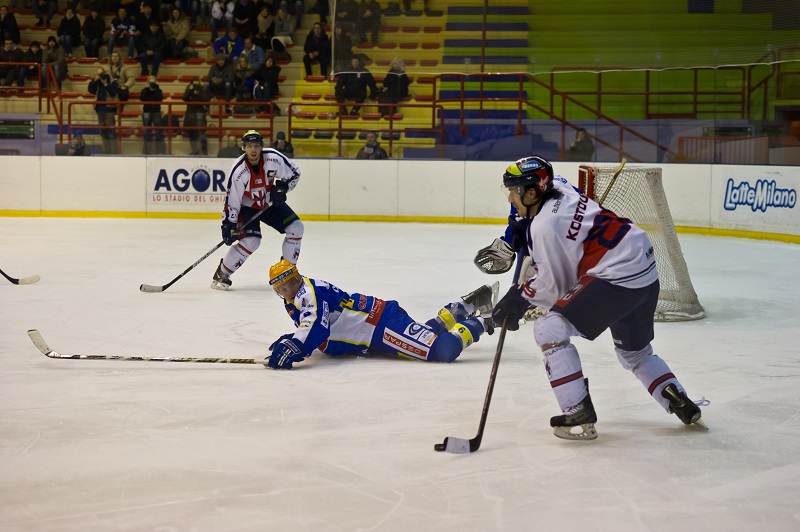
[
  {"xmin": 474, "ymin": 238, "xmax": 515, "ymax": 274},
  {"xmin": 507, "ymin": 215, "xmax": 532, "ymax": 251},
  {"xmin": 269, "ymin": 333, "xmax": 294, "ymax": 351},
  {"xmin": 491, "ymin": 284, "xmax": 531, "ymax": 332},
  {"xmin": 267, "ymin": 337, "xmax": 308, "ymax": 369},
  {"xmin": 271, "ymin": 180, "xmax": 289, "ymax": 206},
  {"xmin": 221, "ymin": 219, "xmax": 238, "ymax": 246}
]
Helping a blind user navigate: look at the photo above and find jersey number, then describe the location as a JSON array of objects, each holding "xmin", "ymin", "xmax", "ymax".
[{"xmin": 586, "ymin": 212, "xmax": 631, "ymax": 250}]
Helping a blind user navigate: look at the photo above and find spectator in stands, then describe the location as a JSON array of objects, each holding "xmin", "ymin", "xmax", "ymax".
[
  {"xmin": 355, "ymin": 131, "xmax": 387, "ymax": 159},
  {"xmin": 216, "ymin": 133, "xmax": 241, "ymax": 157},
  {"xmin": 133, "ymin": 3, "xmax": 159, "ymax": 44},
  {"xmin": 206, "ymin": 52, "xmax": 234, "ymax": 112},
  {"xmin": 335, "ymin": 56, "xmax": 377, "ymax": 115},
  {"xmin": 377, "ymin": 56, "xmax": 408, "ymax": 116},
  {"xmin": 164, "ymin": 7, "xmax": 190, "ymax": 59},
  {"xmin": 566, "ymin": 127, "xmax": 595, "ymax": 161},
  {"xmin": 214, "ymin": 26, "xmax": 243, "ymax": 60},
  {"xmin": 88, "ymin": 66, "xmax": 120, "ymax": 154},
  {"xmin": 0, "ymin": 5, "xmax": 21, "ymax": 44},
  {"xmin": 301, "ymin": 21, "xmax": 329, "ymax": 78},
  {"xmin": 138, "ymin": 21, "xmax": 166, "ymax": 75},
  {"xmin": 356, "ymin": 0, "xmax": 380, "ymax": 45},
  {"xmin": 0, "ymin": 38, "xmax": 23, "ymax": 92},
  {"xmin": 253, "ymin": 54, "xmax": 280, "ymax": 112},
  {"xmin": 232, "ymin": 0, "xmax": 257, "ymax": 38},
  {"xmin": 210, "ymin": 0, "xmax": 234, "ymax": 42},
  {"xmin": 22, "ymin": 40, "xmax": 42, "ymax": 85},
  {"xmin": 333, "ymin": 0, "xmax": 356, "ymax": 36},
  {"xmin": 279, "ymin": 0, "xmax": 303, "ymax": 29},
  {"xmin": 331, "ymin": 23, "xmax": 352, "ymax": 74},
  {"xmin": 67, "ymin": 133, "xmax": 86, "ymax": 155},
  {"xmin": 197, "ymin": 0, "xmax": 213, "ymax": 28},
  {"xmin": 252, "ymin": 5, "xmax": 274, "ymax": 50},
  {"xmin": 307, "ymin": 0, "xmax": 328, "ymax": 25},
  {"xmin": 241, "ymin": 36, "xmax": 264, "ymax": 70},
  {"xmin": 108, "ymin": 7, "xmax": 136, "ymax": 58},
  {"xmin": 232, "ymin": 52, "xmax": 254, "ymax": 98},
  {"xmin": 182, "ymin": 77, "xmax": 210, "ymax": 155},
  {"xmin": 32, "ymin": 0, "xmax": 57, "ymax": 28},
  {"xmin": 56, "ymin": 8, "xmax": 81, "ymax": 58},
  {"xmin": 402, "ymin": 0, "xmax": 429, "ymax": 15},
  {"xmin": 139, "ymin": 74, "xmax": 165, "ymax": 154},
  {"xmin": 42, "ymin": 35, "xmax": 66, "ymax": 91},
  {"xmin": 269, "ymin": 130, "xmax": 294, "ymax": 157},
  {"xmin": 108, "ymin": 51, "xmax": 136, "ymax": 101},
  {"xmin": 82, "ymin": 8, "xmax": 105, "ymax": 58},
  {"xmin": 271, "ymin": 6, "xmax": 295, "ymax": 54}
]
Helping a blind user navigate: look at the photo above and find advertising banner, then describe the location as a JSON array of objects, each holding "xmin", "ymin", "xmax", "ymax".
[
  {"xmin": 712, "ymin": 166, "xmax": 799, "ymax": 235},
  {"xmin": 146, "ymin": 158, "xmax": 232, "ymax": 213}
]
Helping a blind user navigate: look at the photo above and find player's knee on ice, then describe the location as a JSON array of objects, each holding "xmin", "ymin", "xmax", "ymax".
[{"xmin": 427, "ymin": 317, "xmax": 484, "ymax": 363}]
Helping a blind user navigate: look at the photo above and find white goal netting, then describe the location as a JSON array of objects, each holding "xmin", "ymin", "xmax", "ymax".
[{"xmin": 579, "ymin": 165, "xmax": 705, "ymax": 322}]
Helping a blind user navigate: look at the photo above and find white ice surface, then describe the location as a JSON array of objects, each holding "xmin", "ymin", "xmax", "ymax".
[{"xmin": 1, "ymin": 218, "xmax": 799, "ymax": 532}]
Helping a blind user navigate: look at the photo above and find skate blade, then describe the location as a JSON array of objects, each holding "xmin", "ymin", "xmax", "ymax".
[
  {"xmin": 553, "ymin": 423, "xmax": 598, "ymax": 441},
  {"xmin": 210, "ymin": 281, "xmax": 231, "ymax": 291},
  {"xmin": 692, "ymin": 417, "xmax": 709, "ymax": 431}
]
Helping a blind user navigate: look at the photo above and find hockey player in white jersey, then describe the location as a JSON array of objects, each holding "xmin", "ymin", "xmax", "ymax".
[
  {"xmin": 265, "ymin": 260, "xmax": 499, "ymax": 370},
  {"xmin": 212, "ymin": 130, "xmax": 304, "ymax": 290},
  {"xmin": 490, "ymin": 156, "xmax": 706, "ymax": 440}
]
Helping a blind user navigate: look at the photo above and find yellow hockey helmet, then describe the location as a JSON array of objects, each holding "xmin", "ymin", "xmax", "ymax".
[{"xmin": 269, "ymin": 259, "xmax": 302, "ymax": 297}]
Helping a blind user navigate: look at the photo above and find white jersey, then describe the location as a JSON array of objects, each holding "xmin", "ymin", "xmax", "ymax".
[
  {"xmin": 523, "ymin": 177, "xmax": 657, "ymax": 309},
  {"xmin": 222, "ymin": 147, "xmax": 300, "ymax": 223}
]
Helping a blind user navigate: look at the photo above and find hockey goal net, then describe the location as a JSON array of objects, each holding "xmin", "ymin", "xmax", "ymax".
[{"xmin": 578, "ymin": 164, "xmax": 705, "ymax": 321}]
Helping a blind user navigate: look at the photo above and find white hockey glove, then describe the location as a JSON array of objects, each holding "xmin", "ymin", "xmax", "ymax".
[{"xmin": 474, "ymin": 238, "xmax": 515, "ymax": 274}]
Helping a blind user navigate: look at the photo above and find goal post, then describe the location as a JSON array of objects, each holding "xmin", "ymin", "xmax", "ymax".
[{"xmin": 578, "ymin": 164, "xmax": 706, "ymax": 322}]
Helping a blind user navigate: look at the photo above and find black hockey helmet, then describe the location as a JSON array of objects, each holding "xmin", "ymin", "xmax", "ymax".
[
  {"xmin": 502, "ymin": 156, "xmax": 554, "ymax": 195},
  {"xmin": 241, "ymin": 129, "xmax": 264, "ymax": 150}
]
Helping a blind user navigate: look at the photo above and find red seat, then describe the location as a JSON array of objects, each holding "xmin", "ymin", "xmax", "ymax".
[
  {"xmin": 380, "ymin": 26, "xmax": 399, "ymax": 33},
  {"xmin": 424, "ymin": 27, "xmax": 442, "ymax": 33},
  {"xmin": 417, "ymin": 76, "xmax": 435, "ymax": 84},
  {"xmin": 376, "ymin": 59, "xmax": 391, "ymax": 66},
  {"xmin": 356, "ymin": 42, "xmax": 375, "ymax": 49},
  {"xmin": 420, "ymin": 59, "xmax": 438, "ymax": 67},
  {"xmin": 294, "ymin": 111, "xmax": 317, "ymax": 119},
  {"xmin": 377, "ymin": 42, "xmax": 397, "ymax": 49},
  {"xmin": 421, "ymin": 42, "xmax": 440, "ymax": 49},
  {"xmin": 399, "ymin": 43, "xmax": 417, "ymax": 49},
  {"xmin": 361, "ymin": 113, "xmax": 382, "ymax": 120},
  {"xmin": 78, "ymin": 57, "xmax": 100, "ymax": 63},
  {"xmin": 178, "ymin": 75, "xmax": 195, "ymax": 83},
  {"xmin": 384, "ymin": 113, "xmax": 404, "ymax": 120},
  {"xmin": 323, "ymin": 94, "xmax": 336, "ymax": 101},
  {"xmin": 305, "ymin": 75, "xmax": 326, "ymax": 82},
  {"xmin": 318, "ymin": 112, "xmax": 338, "ymax": 120},
  {"xmin": 163, "ymin": 59, "xmax": 182, "ymax": 65},
  {"xmin": 61, "ymin": 91, "xmax": 82, "ymax": 98},
  {"xmin": 185, "ymin": 57, "xmax": 205, "ymax": 64},
  {"xmin": 158, "ymin": 75, "xmax": 178, "ymax": 82},
  {"xmin": 402, "ymin": 26, "xmax": 420, "ymax": 33},
  {"xmin": 415, "ymin": 94, "xmax": 433, "ymax": 101},
  {"xmin": 301, "ymin": 93, "xmax": 321, "ymax": 100}
]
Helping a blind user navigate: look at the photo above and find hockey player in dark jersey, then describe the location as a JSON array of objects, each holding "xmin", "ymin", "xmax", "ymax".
[
  {"xmin": 265, "ymin": 260, "xmax": 499, "ymax": 370},
  {"xmin": 212, "ymin": 130, "xmax": 304, "ymax": 290},
  {"xmin": 491, "ymin": 156, "xmax": 706, "ymax": 440}
]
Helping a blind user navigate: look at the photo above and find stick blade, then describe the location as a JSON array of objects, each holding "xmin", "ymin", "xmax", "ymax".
[
  {"xmin": 139, "ymin": 284, "xmax": 165, "ymax": 293},
  {"xmin": 27, "ymin": 329, "xmax": 52, "ymax": 355},
  {"xmin": 18, "ymin": 275, "xmax": 41, "ymax": 285},
  {"xmin": 434, "ymin": 436, "xmax": 473, "ymax": 454}
]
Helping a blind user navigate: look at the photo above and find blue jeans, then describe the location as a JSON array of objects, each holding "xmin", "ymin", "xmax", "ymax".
[
  {"xmin": 31, "ymin": 0, "xmax": 56, "ymax": 22},
  {"xmin": 210, "ymin": 16, "xmax": 230, "ymax": 41},
  {"xmin": 108, "ymin": 35, "xmax": 135, "ymax": 58},
  {"xmin": 41, "ymin": 63, "xmax": 65, "ymax": 90},
  {"xmin": 60, "ymin": 34, "xmax": 75, "ymax": 55},
  {"xmin": 281, "ymin": 0, "xmax": 304, "ymax": 25},
  {"xmin": 139, "ymin": 51, "xmax": 163, "ymax": 75}
]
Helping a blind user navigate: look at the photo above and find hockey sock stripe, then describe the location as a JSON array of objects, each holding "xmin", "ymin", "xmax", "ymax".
[
  {"xmin": 647, "ymin": 372, "xmax": 676, "ymax": 395},
  {"xmin": 550, "ymin": 370, "xmax": 584, "ymax": 388},
  {"xmin": 236, "ymin": 243, "xmax": 255, "ymax": 256}
]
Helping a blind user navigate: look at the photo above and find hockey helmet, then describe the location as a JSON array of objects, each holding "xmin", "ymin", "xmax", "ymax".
[
  {"xmin": 241, "ymin": 129, "xmax": 264, "ymax": 150},
  {"xmin": 269, "ymin": 259, "xmax": 302, "ymax": 297},
  {"xmin": 503, "ymin": 156, "xmax": 554, "ymax": 196}
]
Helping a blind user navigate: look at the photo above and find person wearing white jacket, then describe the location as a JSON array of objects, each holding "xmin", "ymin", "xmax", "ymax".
[{"xmin": 211, "ymin": 0, "xmax": 235, "ymax": 42}]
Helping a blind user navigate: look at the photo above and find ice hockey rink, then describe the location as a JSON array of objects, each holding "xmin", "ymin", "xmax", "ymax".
[{"xmin": 1, "ymin": 217, "xmax": 799, "ymax": 532}]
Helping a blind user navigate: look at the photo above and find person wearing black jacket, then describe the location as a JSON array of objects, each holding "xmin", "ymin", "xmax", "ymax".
[
  {"xmin": 137, "ymin": 21, "xmax": 166, "ymax": 75},
  {"xmin": 88, "ymin": 67, "xmax": 120, "ymax": 154},
  {"xmin": 82, "ymin": 8, "xmax": 105, "ymax": 58},
  {"xmin": 22, "ymin": 40, "xmax": 42, "ymax": 82},
  {"xmin": 253, "ymin": 55, "xmax": 280, "ymax": 113},
  {"xmin": 334, "ymin": 56, "xmax": 377, "ymax": 116},
  {"xmin": 331, "ymin": 23, "xmax": 351, "ymax": 74},
  {"xmin": 140, "ymin": 75, "xmax": 165, "ymax": 154},
  {"xmin": 182, "ymin": 78, "xmax": 210, "ymax": 155},
  {"xmin": 0, "ymin": 5, "xmax": 21, "ymax": 44},
  {"xmin": 377, "ymin": 56, "xmax": 408, "ymax": 116},
  {"xmin": 56, "ymin": 8, "xmax": 81, "ymax": 57},
  {"xmin": 302, "ymin": 21, "xmax": 330, "ymax": 77}
]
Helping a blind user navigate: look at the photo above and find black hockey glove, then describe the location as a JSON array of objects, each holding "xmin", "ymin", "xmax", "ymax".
[
  {"xmin": 491, "ymin": 285, "xmax": 531, "ymax": 332},
  {"xmin": 221, "ymin": 219, "xmax": 238, "ymax": 246},
  {"xmin": 507, "ymin": 215, "xmax": 532, "ymax": 251},
  {"xmin": 271, "ymin": 180, "xmax": 289, "ymax": 206}
]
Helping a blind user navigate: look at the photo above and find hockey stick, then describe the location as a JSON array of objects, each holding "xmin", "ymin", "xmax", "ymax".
[
  {"xmin": 27, "ymin": 329, "xmax": 268, "ymax": 365},
  {"xmin": 434, "ymin": 319, "xmax": 509, "ymax": 454},
  {"xmin": 139, "ymin": 207, "xmax": 269, "ymax": 293},
  {"xmin": 0, "ymin": 268, "xmax": 40, "ymax": 285},
  {"xmin": 597, "ymin": 158, "xmax": 628, "ymax": 206}
]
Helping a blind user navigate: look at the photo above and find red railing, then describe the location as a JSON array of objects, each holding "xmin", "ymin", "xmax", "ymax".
[
  {"xmin": 64, "ymin": 99, "xmax": 275, "ymax": 154},
  {"xmin": 286, "ymin": 100, "xmax": 445, "ymax": 158}
]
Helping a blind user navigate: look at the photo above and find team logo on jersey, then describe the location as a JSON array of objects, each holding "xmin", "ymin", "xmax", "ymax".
[
  {"xmin": 358, "ymin": 294, "xmax": 368, "ymax": 310},
  {"xmin": 383, "ymin": 329, "xmax": 429, "ymax": 360},
  {"xmin": 321, "ymin": 301, "xmax": 330, "ymax": 328},
  {"xmin": 404, "ymin": 323, "xmax": 436, "ymax": 346}
]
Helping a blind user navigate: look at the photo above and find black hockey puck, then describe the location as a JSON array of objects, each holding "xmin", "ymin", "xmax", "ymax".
[{"xmin": 434, "ymin": 443, "xmax": 445, "ymax": 452}]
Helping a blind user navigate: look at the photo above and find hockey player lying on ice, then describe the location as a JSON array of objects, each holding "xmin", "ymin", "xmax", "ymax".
[
  {"xmin": 265, "ymin": 259, "xmax": 498, "ymax": 370},
  {"xmin": 490, "ymin": 156, "xmax": 707, "ymax": 440}
]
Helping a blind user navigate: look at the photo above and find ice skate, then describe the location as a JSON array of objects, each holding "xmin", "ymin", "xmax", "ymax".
[
  {"xmin": 211, "ymin": 259, "xmax": 232, "ymax": 290},
  {"xmin": 462, "ymin": 281, "xmax": 499, "ymax": 318},
  {"xmin": 661, "ymin": 383, "xmax": 708, "ymax": 430},
  {"xmin": 550, "ymin": 388, "xmax": 598, "ymax": 441}
]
